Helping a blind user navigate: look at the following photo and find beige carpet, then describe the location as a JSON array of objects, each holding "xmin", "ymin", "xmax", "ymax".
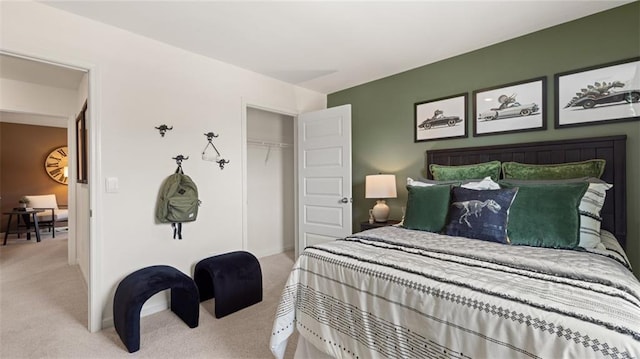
[{"xmin": 0, "ymin": 231, "xmax": 299, "ymax": 358}]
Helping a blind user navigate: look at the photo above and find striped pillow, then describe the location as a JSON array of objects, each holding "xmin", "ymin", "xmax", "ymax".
[{"xmin": 579, "ymin": 181, "xmax": 612, "ymax": 249}]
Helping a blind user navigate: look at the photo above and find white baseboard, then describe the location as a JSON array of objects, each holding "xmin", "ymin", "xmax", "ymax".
[
  {"xmin": 255, "ymin": 244, "xmax": 294, "ymax": 259},
  {"xmin": 100, "ymin": 244, "xmax": 295, "ymax": 330},
  {"xmin": 102, "ymin": 297, "xmax": 170, "ymax": 329}
]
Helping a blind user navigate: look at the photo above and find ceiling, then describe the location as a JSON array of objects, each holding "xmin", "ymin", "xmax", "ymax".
[{"xmin": 38, "ymin": 0, "xmax": 632, "ymax": 94}]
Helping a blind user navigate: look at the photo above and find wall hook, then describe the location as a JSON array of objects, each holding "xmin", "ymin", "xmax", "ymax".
[
  {"xmin": 204, "ymin": 132, "xmax": 219, "ymax": 141},
  {"xmin": 202, "ymin": 132, "xmax": 229, "ymax": 170},
  {"xmin": 217, "ymin": 159, "xmax": 230, "ymax": 170},
  {"xmin": 155, "ymin": 124, "xmax": 173, "ymax": 137},
  {"xmin": 172, "ymin": 154, "xmax": 189, "ymax": 166}
]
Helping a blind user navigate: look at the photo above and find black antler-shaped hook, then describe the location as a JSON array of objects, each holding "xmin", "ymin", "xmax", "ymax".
[
  {"xmin": 217, "ymin": 159, "xmax": 230, "ymax": 170},
  {"xmin": 155, "ymin": 124, "xmax": 173, "ymax": 137},
  {"xmin": 172, "ymin": 154, "xmax": 189, "ymax": 165},
  {"xmin": 204, "ymin": 132, "xmax": 219, "ymax": 142}
]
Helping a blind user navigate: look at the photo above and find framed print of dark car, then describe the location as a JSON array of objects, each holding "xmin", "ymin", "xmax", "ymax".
[
  {"xmin": 473, "ymin": 77, "xmax": 546, "ymax": 137},
  {"xmin": 414, "ymin": 93, "xmax": 468, "ymax": 142},
  {"xmin": 555, "ymin": 57, "xmax": 640, "ymax": 128}
]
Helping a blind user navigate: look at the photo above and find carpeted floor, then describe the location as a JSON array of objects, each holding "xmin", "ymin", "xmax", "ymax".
[{"xmin": 0, "ymin": 231, "xmax": 298, "ymax": 358}]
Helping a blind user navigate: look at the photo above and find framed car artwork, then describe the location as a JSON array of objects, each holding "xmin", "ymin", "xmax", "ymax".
[
  {"xmin": 414, "ymin": 93, "xmax": 468, "ymax": 142},
  {"xmin": 555, "ymin": 57, "xmax": 640, "ymax": 128},
  {"xmin": 473, "ymin": 77, "xmax": 547, "ymax": 137}
]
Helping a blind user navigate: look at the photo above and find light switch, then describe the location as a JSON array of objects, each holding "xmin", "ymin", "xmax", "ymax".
[{"xmin": 106, "ymin": 177, "xmax": 119, "ymax": 193}]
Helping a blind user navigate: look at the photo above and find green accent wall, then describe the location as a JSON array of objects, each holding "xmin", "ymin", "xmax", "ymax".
[{"xmin": 328, "ymin": 2, "xmax": 640, "ymax": 277}]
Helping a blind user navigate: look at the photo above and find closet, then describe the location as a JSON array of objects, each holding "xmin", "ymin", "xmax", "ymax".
[{"xmin": 246, "ymin": 108, "xmax": 295, "ymax": 257}]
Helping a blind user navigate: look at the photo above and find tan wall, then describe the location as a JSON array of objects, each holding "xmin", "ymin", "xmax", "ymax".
[{"xmin": 1, "ymin": 122, "xmax": 67, "ymax": 232}]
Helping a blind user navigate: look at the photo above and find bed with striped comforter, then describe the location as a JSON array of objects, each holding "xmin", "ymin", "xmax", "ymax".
[{"xmin": 270, "ymin": 226, "xmax": 640, "ymax": 359}]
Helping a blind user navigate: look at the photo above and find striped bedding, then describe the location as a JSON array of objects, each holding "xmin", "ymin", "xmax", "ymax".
[{"xmin": 270, "ymin": 226, "xmax": 640, "ymax": 359}]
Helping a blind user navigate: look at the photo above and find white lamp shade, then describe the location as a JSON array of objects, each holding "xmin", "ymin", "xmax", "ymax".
[{"xmin": 365, "ymin": 174, "xmax": 397, "ymax": 199}]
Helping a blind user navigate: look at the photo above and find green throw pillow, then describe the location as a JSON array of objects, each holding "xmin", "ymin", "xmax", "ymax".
[
  {"xmin": 500, "ymin": 178, "xmax": 612, "ymax": 249},
  {"xmin": 429, "ymin": 161, "xmax": 501, "ymax": 181},
  {"xmin": 501, "ymin": 159, "xmax": 605, "ymax": 180},
  {"xmin": 403, "ymin": 185, "xmax": 451, "ymax": 233},
  {"xmin": 499, "ymin": 182, "xmax": 589, "ymax": 249}
]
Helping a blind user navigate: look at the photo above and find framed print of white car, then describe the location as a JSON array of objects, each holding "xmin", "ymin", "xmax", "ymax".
[
  {"xmin": 555, "ymin": 57, "xmax": 640, "ymax": 128},
  {"xmin": 473, "ymin": 77, "xmax": 547, "ymax": 136}
]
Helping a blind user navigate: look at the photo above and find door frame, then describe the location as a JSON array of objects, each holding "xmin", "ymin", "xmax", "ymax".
[
  {"xmin": 0, "ymin": 49, "xmax": 101, "ymax": 333},
  {"xmin": 240, "ymin": 99, "xmax": 299, "ymax": 255}
]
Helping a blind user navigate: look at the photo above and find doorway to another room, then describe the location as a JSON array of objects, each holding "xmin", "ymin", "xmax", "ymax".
[{"xmin": 0, "ymin": 52, "xmax": 92, "ymax": 330}]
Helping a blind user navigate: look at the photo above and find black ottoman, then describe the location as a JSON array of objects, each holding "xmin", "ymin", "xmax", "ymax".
[
  {"xmin": 194, "ymin": 251, "xmax": 262, "ymax": 318},
  {"xmin": 113, "ymin": 265, "xmax": 199, "ymax": 353}
]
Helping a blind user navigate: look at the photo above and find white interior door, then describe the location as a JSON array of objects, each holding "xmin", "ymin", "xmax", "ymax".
[{"xmin": 297, "ymin": 105, "xmax": 352, "ymax": 256}]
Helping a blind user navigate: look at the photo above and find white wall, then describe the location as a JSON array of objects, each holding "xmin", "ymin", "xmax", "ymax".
[
  {"xmin": 0, "ymin": 110, "xmax": 67, "ymax": 128},
  {"xmin": 0, "ymin": 78, "xmax": 77, "ymax": 117},
  {"xmin": 1, "ymin": 1, "xmax": 326, "ymax": 330},
  {"xmin": 247, "ymin": 108, "xmax": 295, "ymax": 257}
]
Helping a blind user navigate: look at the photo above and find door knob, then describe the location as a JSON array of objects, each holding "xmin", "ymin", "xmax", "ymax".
[{"xmin": 340, "ymin": 197, "xmax": 349, "ymax": 203}]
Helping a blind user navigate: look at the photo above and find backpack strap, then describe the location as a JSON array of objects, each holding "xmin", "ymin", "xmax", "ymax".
[
  {"xmin": 169, "ymin": 160, "xmax": 189, "ymax": 239},
  {"xmin": 172, "ymin": 223, "xmax": 182, "ymax": 240}
]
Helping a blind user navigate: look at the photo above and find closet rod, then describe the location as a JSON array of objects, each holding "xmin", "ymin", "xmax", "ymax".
[{"xmin": 247, "ymin": 138, "xmax": 292, "ymax": 148}]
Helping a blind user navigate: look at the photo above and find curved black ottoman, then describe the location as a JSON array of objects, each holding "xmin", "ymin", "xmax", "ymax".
[
  {"xmin": 113, "ymin": 265, "xmax": 199, "ymax": 353},
  {"xmin": 194, "ymin": 251, "xmax": 262, "ymax": 318}
]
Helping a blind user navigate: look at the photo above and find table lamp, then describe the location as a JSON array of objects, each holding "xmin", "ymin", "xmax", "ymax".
[{"xmin": 365, "ymin": 174, "xmax": 397, "ymax": 222}]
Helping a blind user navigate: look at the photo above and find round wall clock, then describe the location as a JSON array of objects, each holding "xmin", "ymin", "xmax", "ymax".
[{"xmin": 44, "ymin": 146, "xmax": 69, "ymax": 185}]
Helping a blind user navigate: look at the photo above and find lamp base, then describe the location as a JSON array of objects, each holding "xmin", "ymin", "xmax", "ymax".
[{"xmin": 371, "ymin": 200, "xmax": 390, "ymax": 222}]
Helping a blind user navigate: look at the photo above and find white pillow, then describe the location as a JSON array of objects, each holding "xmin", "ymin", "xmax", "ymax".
[
  {"xmin": 406, "ymin": 177, "xmax": 434, "ymax": 187},
  {"xmin": 461, "ymin": 177, "xmax": 501, "ymax": 190},
  {"xmin": 407, "ymin": 177, "xmax": 494, "ymax": 188}
]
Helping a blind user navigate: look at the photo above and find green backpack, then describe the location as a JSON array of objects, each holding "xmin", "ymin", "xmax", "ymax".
[{"xmin": 156, "ymin": 167, "xmax": 200, "ymax": 239}]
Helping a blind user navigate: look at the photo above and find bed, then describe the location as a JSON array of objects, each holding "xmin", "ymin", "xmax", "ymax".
[{"xmin": 270, "ymin": 135, "xmax": 639, "ymax": 359}]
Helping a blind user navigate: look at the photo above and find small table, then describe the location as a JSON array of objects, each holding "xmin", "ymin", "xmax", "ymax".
[
  {"xmin": 360, "ymin": 219, "xmax": 401, "ymax": 231},
  {"xmin": 3, "ymin": 209, "xmax": 44, "ymax": 245}
]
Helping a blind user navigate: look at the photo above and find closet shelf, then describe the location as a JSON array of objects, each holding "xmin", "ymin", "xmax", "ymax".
[{"xmin": 247, "ymin": 138, "xmax": 292, "ymax": 148}]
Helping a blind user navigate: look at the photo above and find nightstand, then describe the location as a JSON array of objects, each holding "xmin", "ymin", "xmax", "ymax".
[{"xmin": 360, "ymin": 219, "xmax": 401, "ymax": 231}]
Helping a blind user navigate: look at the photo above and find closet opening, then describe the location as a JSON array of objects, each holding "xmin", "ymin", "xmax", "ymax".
[{"xmin": 245, "ymin": 107, "xmax": 295, "ymax": 257}]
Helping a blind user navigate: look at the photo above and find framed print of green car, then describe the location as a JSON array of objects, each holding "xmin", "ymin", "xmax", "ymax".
[
  {"xmin": 473, "ymin": 77, "xmax": 547, "ymax": 137},
  {"xmin": 414, "ymin": 93, "xmax": 468, "ymax": 142},
  {"xmin": 555, "ymin": 57, "xmax": 640, "ymax": 128}
]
